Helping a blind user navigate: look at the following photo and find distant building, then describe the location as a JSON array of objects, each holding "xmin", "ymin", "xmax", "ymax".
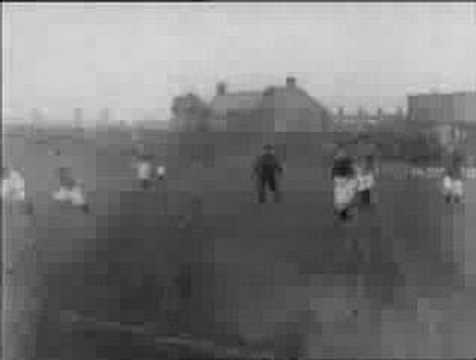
[
  {"xmin": 73, "ymin": 108, "xmax": 84, "ymax": 131},
  {"xmin": 135, "ymin": 119, "xmax": 169, "ymax": 131},
  {"xmin": 332, "ymin": 107, "xmax": 394, "ymax": 132},
  {"xmin": 99, "ymin": 108, "xmax": 111, "ymax": 125},
  {"xmin": 209, "ymin": 77, "xmax": 332, "ymax": 132},
  {"xmin": 407, "ymin": 91, "xmax": 476, "ymax": 124}
]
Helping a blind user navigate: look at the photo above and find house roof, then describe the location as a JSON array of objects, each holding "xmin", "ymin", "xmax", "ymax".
[
  {"xmin": 210, "ymin": 91, "xmax": 263, "ymax": 115},
  {"xmin": 209, "ymin": 84, "xmax": 331, "ymax": 123},
  {"xmin": 261, "ymin": 86, "xmax": 329, "ymax": 113}
]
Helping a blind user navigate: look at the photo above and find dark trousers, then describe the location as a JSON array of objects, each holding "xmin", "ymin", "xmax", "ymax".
[
  {"xmin": 257, "ymin": 175, "xmax": 280, "ymax": 203},
  {"xmin": 359, "ymin": 189, "xmax": 371, "ymax": 205},
  {"xmin": 337, "ymin": 207, "xmax": 351, "ymax": 221},
  {"xmin": 335, "ymin": 203, "xmax": 355, "ymax": 221}
]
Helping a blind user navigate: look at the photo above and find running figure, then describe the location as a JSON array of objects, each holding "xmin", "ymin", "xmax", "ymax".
[
  {"xmin": 331, "ymin": 145, "xmax": 358, "ymax": 222},
  {"xmin": 252, "ymin": 144, "xmax": 283, "ymax": 204}
]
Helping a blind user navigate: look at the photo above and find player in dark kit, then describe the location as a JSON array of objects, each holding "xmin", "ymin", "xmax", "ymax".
[{"xmin": 252, "ymin": 144, "xmax": 283, "ymax": 204}]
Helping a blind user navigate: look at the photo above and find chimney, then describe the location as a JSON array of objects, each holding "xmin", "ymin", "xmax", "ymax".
[
  {"xmin": 217, "ymin": 82, "xmax": 226, "ymax": 96},
  {"xmin": 286, "ymin": 76, "xmax": 296, "ymax": 88}
]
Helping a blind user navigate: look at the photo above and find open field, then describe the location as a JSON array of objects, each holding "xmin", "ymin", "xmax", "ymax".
[{"xmin": 3, "ymin": 128, "xmax": 476, "ymax": 359}]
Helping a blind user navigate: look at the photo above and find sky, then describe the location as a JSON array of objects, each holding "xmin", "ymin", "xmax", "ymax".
[{"xmin": 2, "ymin": 2, "xmax": 476, "ymax": 123}]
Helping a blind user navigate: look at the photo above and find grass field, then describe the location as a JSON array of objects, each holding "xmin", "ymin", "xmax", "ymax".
[{"xmin": 3, "ymin": 128, "xmax": 476, "ymax": 359}]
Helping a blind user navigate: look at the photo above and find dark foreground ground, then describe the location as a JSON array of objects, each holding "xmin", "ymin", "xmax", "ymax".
[{"xmin": 3, "ymin": 132, "xmax": 476, "ymax": 359}]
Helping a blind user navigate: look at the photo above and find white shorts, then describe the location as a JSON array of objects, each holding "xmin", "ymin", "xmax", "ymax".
[
  {"xmin": 137, "ymin": 162, "xmax": 152, "ymax": 180},
  {"xmin": 70, "ymin": 186, "xmax": 87, "ymax": 206},
  {"xmin": 156, "ymin": 165, "xmax": 166, "ymax": 178},
  {"xmin": 2, "ymin": 189, "xmax": 26, "ymax": 202},
  {"xmin": 2, "ymin": 177, "xmax": 26, "ymax": 202},
  {"xmin": 10, "ymin": 189, "xmax": 26, "ymax": 202},
  {"xmin": 357, "ymin": 173, "xmax": 375, "ymax": 192},
  {"xmin": 53, "ymin": 186, "xmax": 87, "ymax": 206},
  {"xmin": 334, "ymin": 177, "xmax": 357, "ymax": 210},
  {"xmin": 442, "ymin": 176, "xmax": 463, "ymax": 197},
  {"xmin": 53, "ymin": 187, "xmax": 72, "ymax": 202}
]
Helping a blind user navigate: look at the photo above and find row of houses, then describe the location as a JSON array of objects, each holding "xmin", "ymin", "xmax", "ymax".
[
  {"xmin": 407, "ymin": 91, "xmax": 476, "ymax": 125},
  {"xmin": 172, "ymin": 77, "xmax": 332, "ymax": 133},
  {"xmin": 172, "ymin": 76, "xmax": 476, "ymax": 134},
  {"xmin": 15, "ymin": 80, "xmax": 476, "ymax": 141}
]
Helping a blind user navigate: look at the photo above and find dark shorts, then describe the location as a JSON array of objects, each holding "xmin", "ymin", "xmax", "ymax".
[{"xmin": 359, "ymin": 189, "xmax": 371, "ymax": 205}]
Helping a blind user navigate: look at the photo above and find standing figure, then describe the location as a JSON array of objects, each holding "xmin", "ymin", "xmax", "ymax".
[
  {"xmin": 252, "ymin": 144, "xmax": 283, "ymax": 204},
  {"xmin": 442, "ymin": 145, "xmax": 465, "ymax": 204},
  {"xmin": 356, "ymin": 155, "xmax": 377, "ymax": 206},
  {"xmin": 156, "ymin": 165, "xmax": 166, "ymax": 181},
  {"xmin": 1, "ymin": 167, "xmax": 34, "ymax": 214},
  {"xmin": 331, "ymin": 145, "xmax": 358, "ymax": 222},
  {"xmin": 135, "ymin": 152, "xmax": 154, "ymax": 191}
]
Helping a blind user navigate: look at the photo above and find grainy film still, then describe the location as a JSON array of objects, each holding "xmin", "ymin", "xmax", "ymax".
[{"xmin": 2, "ymin": 3, "xmax": 476, "ymax": 359}]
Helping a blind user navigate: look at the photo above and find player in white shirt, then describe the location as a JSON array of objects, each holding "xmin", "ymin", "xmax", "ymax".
[
  {"xmin": 156, "ymin": 165, "xmax": 166, "ymax": 181},
  {"xmin": 331, "ymin": 147, "xmax": 358, "ymax": 222},
  {"xmin": 52, "ymin": 167, "xmax": 89, "ymax": 213},
  {"xmin": 1, "ymin": 167, "xmax": 34, "ymax": 214},
  {"xmin": 356, "ymin": 155, "xmax": 377, "ymax": 207},
  {"xmin": 133, "ymin": 152, "xmax": 154, "ymax": 190}
]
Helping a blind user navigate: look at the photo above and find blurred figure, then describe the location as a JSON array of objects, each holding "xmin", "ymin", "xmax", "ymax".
[
  {"xmin": 156, "ymin": 165, "xmax": 166, "ymax": 181},
  {"xmin": 331, "ymin": 145, "xmax": 358, "ymax": 222},
  {"xmin": 1, "ymin": 167, "xmax": 34, "ymax": 214},
  {"xmin": 155, "ymin": 165, "xmax": 168, "ymax": 216},
  {"xmin": 252, "ymin": 144, "xmax": 283, "ymax": 203},
  {"xmin": 2, "ymin": 167, "xmax": 26, "ymax": 202},
  {"xmin": 356, "ymin": 155, "xmax": 377, "ymax": 206},
  {"xmin": 52, "ymin": 167, "xmax": 89, "ymax": 213},
  {"xmin": 354, "ymin": 135, "xmax": 380, "ymax": 207},
  {"xmin": 133, "ymin": 147, "xmax": 154, "ymax": 190},
  {"xmin": 53, "ymin": 167, "xmax": 75, "ymax": 200},
  {"xmin": 442, "ymin": 144, "xmax": 465, "ymax": 204},
  {"xmin": 48, "ymin": 147, "xmax": 61, "ymax": 157},
  {"xmin": 70, "ymin": 179, "xmax": 90, "ymax": 213}
]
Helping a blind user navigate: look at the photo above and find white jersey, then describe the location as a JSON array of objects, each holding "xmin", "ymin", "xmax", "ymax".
[
  {"xmin": 2, "ymin": 170, "xmax": 26, "ymax": 201},
  {"xmin": 137, "ymin": 161, "xmax": 152, "ymax": 180},
  {"xmin": 356, "ymin": 169, "xmax": 375, "ymax": 192},
  {"xmin": 442, "ymin": 175, "xmax": 464, "ymax": 197},
  {"xmin": 157, "ymin": 165, "xmax": 166, "ymax": 178},
  {"xmin": 70, "ymin": 184, "xmax": 87, "ymax": 206},
  {"xmin": 52, "ymin": 182, "xmax": 87, "ymax": 206},
  {"xmin": 334, "ymin": 177, "xmax": 358, "ymax": 210}
]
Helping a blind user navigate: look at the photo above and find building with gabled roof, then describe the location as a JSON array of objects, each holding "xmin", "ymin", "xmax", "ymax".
[
  {"xmin": 209, "ymin": 77, "xmax": 332, "ymax": 132},
  {"xmin": 210, "ymin": 89, "xmax": 263, "ymax": 116}
]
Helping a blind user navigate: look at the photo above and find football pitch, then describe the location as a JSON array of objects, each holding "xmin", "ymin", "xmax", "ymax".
[{"xmin": 3, "ymin": 130, "xmax": 476, "ymax": 359}]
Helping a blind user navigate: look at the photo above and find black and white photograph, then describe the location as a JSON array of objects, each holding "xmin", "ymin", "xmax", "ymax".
[{"xmin": 2, "ymin": 2, "xmax": 476, "ymax": 359}]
